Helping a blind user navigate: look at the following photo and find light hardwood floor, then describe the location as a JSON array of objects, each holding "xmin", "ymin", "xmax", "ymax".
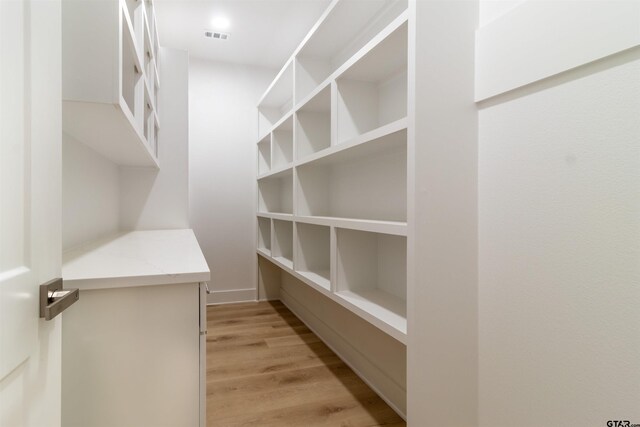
[{"xmin": 207, "ymin": 300, "xmax": 405, "ymax": 427}]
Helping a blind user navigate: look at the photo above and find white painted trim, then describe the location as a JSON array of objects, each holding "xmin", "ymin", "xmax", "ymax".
[
  {"xmin": 295, "ymin": 216, "xmax": 407, "ymax": 236},
  {"xmin": 280, "ymin": 288, "xmax": 407, "ymax": 420},
  {"xmin": 476, "ymin": 0, "xmax": 640, "ymax": 101},
  {"xmin": 257, "ymin": 212, "xmax": 294, "ymax": 222},
  {"xmin": 206, "ymin": 288, "xmax": 257, "ymax": 304}
]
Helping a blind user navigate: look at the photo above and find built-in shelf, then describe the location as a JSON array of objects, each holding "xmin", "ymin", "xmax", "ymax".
[
  {"xmin": 62, "ymin": 0, "xmax": 161, "ymax": 168},
  {"xmin": 257, "ymin": 247, "xmax": 272, "ymax": 259},
  {"xmin": 335, "ymin": 228, "xmax": 407, "ymax": 340},
  {"xmin": 297, "ymin": 117, "xmax": 407, "ymax": 167},
  {"xmin": 296, "ymin": 85, "xmax": 331, "ymax": 160},
  {"xmin": 256, "ymin": 238, "xmax": 407, "ymax": 344},
  {"xmin": 272, "ymin": 219, "xmax": 294, "ymax": 269},
  {"xmin": 294, "ymin": 0, "xmax": 408, "ymax": 103},
  {"xmin": 295, "ymin": 223, "xmax": 331, "ymax": 291},
  {"xmin": 296, "ymin": 128, "xmax": 407, "ymax": 222},
  {"xmin": 256, "ymin": 0, "xmax": 409, "ymax": 344},
  {"xmin": 272, "ymin": 116, "xmax": 294, "ymax": 168},
  {"xmin": 296, "ymin": 215, "xmax": 407, "ymax": 236},
  {"xmin": 257, "ymin": 217, "xmax": 271, "ymax": 254},
  {"xmin": 335, "ymin": 289, "xmax": 406, "ymax": 341},
  {"xmin": 256, "ymin": 212, "xmax": 294, "ymax": 221},
  {"xmin": 258, "ymin": 164, "xmax": 294, "ymax": 180},
  {"xmin": 336, "ymin": 20, "xmax": 407, "ymax": 143},
  {"xmin": 257, "ymin": 134, "xmax": 271, "ymax": 175},
  {"xmin": 258, "ymin": 168, "xmax": 293, "ymax": 214}
]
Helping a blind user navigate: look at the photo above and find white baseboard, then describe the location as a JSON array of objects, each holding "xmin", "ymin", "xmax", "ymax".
[
  {"xmin": 280, "ymin": 288, "xmax": 407, "ymax": 420},
  {"xmin": 206, "ymin": 288, "xmax": 256, "ymax": 304}
]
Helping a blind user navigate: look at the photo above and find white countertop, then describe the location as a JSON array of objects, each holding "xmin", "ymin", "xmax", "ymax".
[{"xmin": 62, "ymin": 229, "xmax": 210, "ymax": 290}]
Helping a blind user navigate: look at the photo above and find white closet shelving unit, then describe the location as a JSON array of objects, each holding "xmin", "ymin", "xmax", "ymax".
[
  {"xmin": 62, "ymin": 0, "xmax": 161, "ymax": 168},
  {"xmin": 256, "ymin": 0, "xmax": 410, "ymax": 344}
]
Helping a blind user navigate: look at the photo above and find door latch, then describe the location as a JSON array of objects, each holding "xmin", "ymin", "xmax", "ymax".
[{"xmin": 39, "ymin": 278, "xmax": 79, "ymax": 321}]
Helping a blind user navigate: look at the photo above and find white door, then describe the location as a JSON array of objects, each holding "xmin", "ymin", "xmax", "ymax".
[{"xmin": 0, "ymin": 0, "xmax": 63, "ymax": 425}]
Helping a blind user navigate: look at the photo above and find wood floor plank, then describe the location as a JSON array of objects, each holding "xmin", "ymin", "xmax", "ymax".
[
  {"xmin": 208, "ymin": 363, "xmax": 358, "ymax": 399},
  {"xmin": 208, "ymin": 323, "xmax": 310, "ymax": 341},
  {"xmin": 209, "ymin": 365, "xmax": 367, "ymax": 415},
  {"xmin": 208, "ymin": 352, "xmax": 345, "ymax": 383},
  {"xmin": 208, "ymin": 301, "xmax": 284, "ymax": 312},
  {"xmin": 264, "ymin": 332, "xmax": 321, "ymax": 348},
  {"xmin": 208, "ymin": 312, "xmax": 300, "ymax": 328},
  {"xmin": 208, "ymin": 305, "xmax": 291, "ymax": 320},
  {"xmin": 206, "ymin": 301, "xmax": 405, "ymax": 426},
  {"xmin": 208, "ymin": 339, "xmax": 334, "ymax": 363}
]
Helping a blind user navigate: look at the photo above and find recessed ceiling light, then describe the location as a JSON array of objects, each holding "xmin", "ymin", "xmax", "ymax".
[{"xmin": 211, "ymin": 16, "xmax": 231, "ymax": 31}]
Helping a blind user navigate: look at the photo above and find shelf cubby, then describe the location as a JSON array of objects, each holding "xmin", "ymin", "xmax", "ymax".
[
  {"xmin": 258, "ymin": 169, "xmax": 293, "ymax": 215},
  {"xmin": 272, "ymin": 116, "xmax": 293, "ymax": 168},
  {"xmin": 296, "ymin": 128, "xmax": 407, "ymax": 222},
  {"xmin": 336, "ymin": 21, "xmax": 407, "ymax": 143},
  {"xmin": 294, "ymin": 57, "xmax": 331, "ymax": 106},
  {"xmin": 295, "ymin": 85, "xmax": 331, "ymax": 160},
  {"xmin": 272, "ymin": 220, "xmax": 294, "ymax": 268},
  {"xmin": 335, "ymin": 228, "xmax": 406, "ymax": 336},
  {"xmin": 257, "ymin": 217, "xmax": 271, "ymax": 255},
  {"xmin": 295, "ymin": 223, "xmax": 331, "ymax": 290},
  {"xmin": 294, "ymin": 0, "xmax": 408, "ymax": 103},
  {"xmin": 257, "ymin": 135, "xmax": 271, "ymax": 175},
  {"xmin": 258, "ymin": 62, "xmax": 294, "ymax": 138}
]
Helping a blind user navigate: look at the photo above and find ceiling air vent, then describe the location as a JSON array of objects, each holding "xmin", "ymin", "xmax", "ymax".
[{"xmin": 205, "ymin": 30, "xmax": 229, "ymax": 40}]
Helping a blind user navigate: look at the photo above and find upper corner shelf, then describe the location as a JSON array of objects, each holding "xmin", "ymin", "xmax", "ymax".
[
  {"xmin": 62, "ymin": 0, "xmax": 161, "ymax": 168},
  {"xmin": 257, "ymin": 61, "xmax": 294, "ymax": 139},
  {"xmin": 294, "ymin": 0, "xmax": 408, "ymax": 103},
  {"xmin": 334, "ymin": 17, "xmax": 408, "ymax": 143}
]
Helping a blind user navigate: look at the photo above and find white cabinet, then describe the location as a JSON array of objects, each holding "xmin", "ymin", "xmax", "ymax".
[
  {"xmin": 62, "ymin": 0, "xmax": 161, "ymax": 167},
  {"xmin": 255, "ymin": 0, "xmax": 410, "ymax": 344},
  {"xmin": 61, "ymin": 230, "xmax": 210, "ymax": 427}
]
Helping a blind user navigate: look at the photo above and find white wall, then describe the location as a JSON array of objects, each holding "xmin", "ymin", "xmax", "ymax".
[
  {"xmin": 62, "ymin": 133, "xmax": 120, "ymax": 250},
  {"xmin": 189, "ymin": 58, "xmax": 274, "ymax": 303},
  {"xmin": 120, "ymin": 47, "xmax": 190, "ymax": 231},
  {"xmin": 476, "ymin": 1, "xmax": 640, "ymax": 425},
  {"xmin": 63, "ymin": 47, "xmax": 190, "ymax": 251}
]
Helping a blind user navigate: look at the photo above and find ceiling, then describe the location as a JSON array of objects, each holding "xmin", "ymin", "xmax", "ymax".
[{"xmin": 155, "ymin": 0, "xmax": 330, "ymax": 69}]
